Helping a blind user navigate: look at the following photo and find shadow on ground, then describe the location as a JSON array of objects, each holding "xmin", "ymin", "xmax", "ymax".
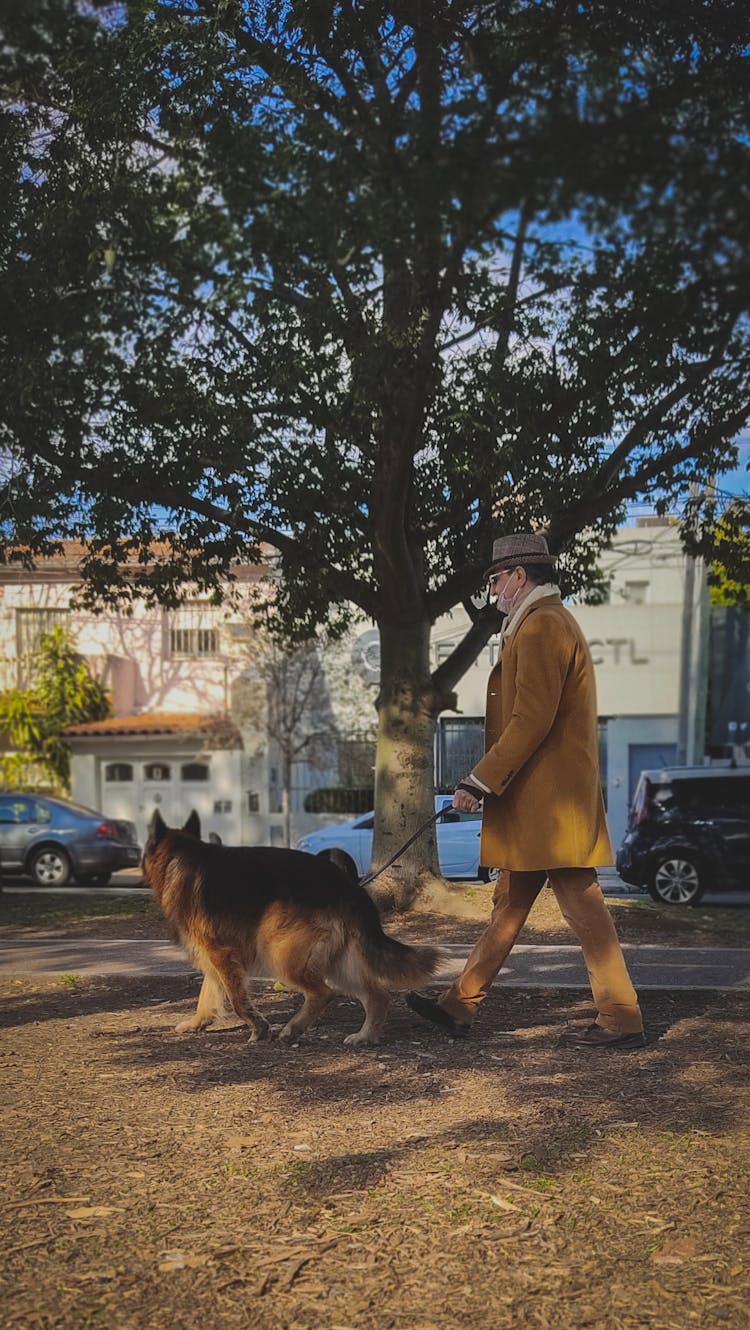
[{"xmin": 3, "ymin": 974, "xmax": 748, "ymax": 1159}]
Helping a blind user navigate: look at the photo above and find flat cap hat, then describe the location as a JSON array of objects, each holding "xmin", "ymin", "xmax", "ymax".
[{"xmin": 484, "ymin": 532, "xmax": 553, "ymax": 579}]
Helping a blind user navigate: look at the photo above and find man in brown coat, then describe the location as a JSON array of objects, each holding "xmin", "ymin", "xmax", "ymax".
[{"xmin": 408, "ymin": 532, "xmax": 645, "ymax": 1050}]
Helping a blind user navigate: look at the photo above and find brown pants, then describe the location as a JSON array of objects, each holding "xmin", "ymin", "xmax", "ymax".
[{"xmin": 439, "ymin": 868, "xmax": 643, "ymax": 1034}]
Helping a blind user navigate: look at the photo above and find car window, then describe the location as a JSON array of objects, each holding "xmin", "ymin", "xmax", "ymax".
[
  {"xmin": 651, "ymin": 785, "xmax": 676, "ymax": 810},
  {"xmin": 672, "ymin": 776, "xmax": 750, "ymax": 814},
  {"xmin": 44, "ymin": 797, "xmax": 100, "ymax": 819},
  {"xmin": 354, "ymin": 816, "xmax": 374, "ymax": 830},
  {"xmin": 0, "ymin": 796, "xmax": 34, "ymax": 823}
]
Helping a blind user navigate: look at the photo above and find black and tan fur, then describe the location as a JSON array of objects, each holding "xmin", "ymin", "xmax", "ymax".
[{"xmin": 142, "ymin": 811, "xmax": 446, "ymax": 1047}]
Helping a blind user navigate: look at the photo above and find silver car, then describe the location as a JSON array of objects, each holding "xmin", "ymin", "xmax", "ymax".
[{"xmin": 0, "ymin": 793, "xmax": 141, "ymax": 887}]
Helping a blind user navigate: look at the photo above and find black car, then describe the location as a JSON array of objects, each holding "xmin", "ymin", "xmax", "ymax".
[
  {"xmin": 616, "ymin": 766, "xmax": 750, "ymax": 905},
  {"xmin": 0, "ymin": 793, "xmax": 141, "ymax": 887}
]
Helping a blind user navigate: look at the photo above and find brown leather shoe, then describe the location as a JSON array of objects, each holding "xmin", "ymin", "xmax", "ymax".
[
  {"xmin": 558, "ymin": 1022, "xmax": 646, "ymax": 1050},
  {"xmin": 406, "ymin": 992, "xmax": 470, "ymax": 1038}
]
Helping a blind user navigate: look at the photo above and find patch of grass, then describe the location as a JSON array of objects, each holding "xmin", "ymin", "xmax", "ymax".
[
  {"xmin": 530, "ymin": 1175, "xmax": 556, "ymax": 1193},
  {"xmin": 520, "ymin": 1152, "xmax": 542, "ymax": 1172},
  {"xmin": 223, "ymin": 1160, "xmax": 260, "ymax": 1180},
  {"xmin": 0, "ymin": 891, "xmax": 158, "ymax": 931},
  {"xmin": 608, "ymin": 896, "xmax": 750, "ymax": 941},
  {"xmin": 59, "ymin": 973, "xmax": 82, "ymax": 987},
  {"xmin": 280, "ymin": 1158, "xmax": 324, "ymax": 1187}
]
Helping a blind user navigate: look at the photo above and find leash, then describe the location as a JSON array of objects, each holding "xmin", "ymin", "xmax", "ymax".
[{"xmin": 359, "ymin": 807, "xmax": 447, "ymax": 887}]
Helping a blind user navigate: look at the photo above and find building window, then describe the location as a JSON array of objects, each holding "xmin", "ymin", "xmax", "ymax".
[
  {"xmin": 214, "ymin": 799, "xmax": 232, "ymax": 814},
  {"xmin": 144, "ymin": 763, "xmax": 171, "ymax": 781},
  {"xmin": 168, "ymin": 603, "xmax": 219, "ymax": 657},
  {"xmin": 15, "ymin": 609, "xmax": 70, "ymax": 684},
  {"xmin": 105, "ymin": 763, "xmax": 134, "ymax": 782},
  {"xmin": 435, "ymin": 717, "xmax": 485, "ymax": 792},
  {"xmin": 624, "ymin": 581, "xmax": 649, "ymax": 605},
  {"xmin": 182, "ymin": 763, "xmax": 210, "ymax": 782},
  {"xmin": 16, "ymin": 608, "xmax": 70, "ymax": 658}
]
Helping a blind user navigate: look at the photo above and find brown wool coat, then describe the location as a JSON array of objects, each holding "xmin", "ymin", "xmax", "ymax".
[{"xmin": 471, "ymin": 596, "xmax": 613, "ymax": 872}]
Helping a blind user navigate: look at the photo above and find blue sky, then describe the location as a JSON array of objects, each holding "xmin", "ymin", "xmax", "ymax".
[{"xmin": 720, "ymin": 433, "xmax": 750, "ymax": 499}]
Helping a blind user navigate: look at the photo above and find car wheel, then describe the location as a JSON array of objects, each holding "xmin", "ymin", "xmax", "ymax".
[
  {"xmin": 647, "ymin": 854, "xmax": 705, "ymax": 906},
  {"xmin": 478, "ymin": 866, "xmax": 500, "ymax": 884},
  {"xmin": 29, "ymin": 846, "xmax": 72, "ymax": 887},
  {"xmin": 76, "ymin": 872, "xmax": 113, "ymax": 888}
]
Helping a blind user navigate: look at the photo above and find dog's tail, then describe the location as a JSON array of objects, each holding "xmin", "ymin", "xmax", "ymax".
[
  {"xmin": 343, "ymin": 891, "xmax": 446, "ymax": 989},
  {"xmin": 361, "ymin": 931, "xmax": 447, "ymax": 990}
]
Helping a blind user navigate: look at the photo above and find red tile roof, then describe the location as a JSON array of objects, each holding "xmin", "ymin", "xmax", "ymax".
[
  {"xmin": 63, "ymin": 712, "xmax": 241, "ymax": 744},
  {"xmin": 0, "ymin": 540, "xmax": 273, "ymax": 583}
]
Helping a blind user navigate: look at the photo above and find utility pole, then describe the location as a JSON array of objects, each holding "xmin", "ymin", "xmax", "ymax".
[
  {"xmin": 677, "ymin": 480, "xmax": 715, "ymax": 767},
  {"xmin": 676, "ymin": 547, "xmax": 698, "ymax": 766}
]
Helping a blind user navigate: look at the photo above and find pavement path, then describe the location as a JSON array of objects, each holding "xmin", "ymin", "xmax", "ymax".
[{"xmin": 1, "ymin": 936, "xmax": 748, "ymax": 990}]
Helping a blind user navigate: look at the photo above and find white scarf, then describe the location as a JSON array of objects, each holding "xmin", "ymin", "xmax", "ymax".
[{"xmin": 498, "ymin": 583, "xmax": 561, "ymax": 654}]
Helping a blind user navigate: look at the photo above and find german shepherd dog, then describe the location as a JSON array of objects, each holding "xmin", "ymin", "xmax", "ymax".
[{"xmin": 142, "ymin": 811, "xmax": 446, "ymax": 1047}]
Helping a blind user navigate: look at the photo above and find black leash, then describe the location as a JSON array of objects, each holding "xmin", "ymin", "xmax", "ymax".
[{"xmin": 359, "ymin": 807, "xmax": 447, "ymax": 887}]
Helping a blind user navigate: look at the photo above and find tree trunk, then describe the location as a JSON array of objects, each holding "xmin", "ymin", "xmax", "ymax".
[{"xmin": 369, "ymin": 619, "xmax": 448, "ymax": 912}]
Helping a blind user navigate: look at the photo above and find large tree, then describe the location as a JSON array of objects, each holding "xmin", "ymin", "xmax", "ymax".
[{"xmin": 2, "ymin": 1, "xmax": 750, "ymax": 904}]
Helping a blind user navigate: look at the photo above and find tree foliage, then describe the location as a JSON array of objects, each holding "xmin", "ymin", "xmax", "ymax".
[
  {"xmin": 0, "ymin": 626, "xmax": 111, "ymax": 788},
  {"xmin": 701, "ymin": 501, "xmax": 750, "ymax": 607},
  {"xmin": 2, "ymin": 2, "xmax": 749, "ymax": 616}
]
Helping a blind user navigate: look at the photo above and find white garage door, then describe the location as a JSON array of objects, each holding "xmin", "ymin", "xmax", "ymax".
[{"xmin": 100, "ymin": 757, "xmax": 214, "ymax": 847}]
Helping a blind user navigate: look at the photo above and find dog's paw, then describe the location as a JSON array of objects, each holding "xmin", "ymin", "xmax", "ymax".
[
  {"xmin": 277, "ymin": 1024, "xmax": 301, "ymax": 1044},
  {"xmin": 343, "ymin": 1030, "xmax": 380, "ymax": 1047},
  {"xmin": 247, "ymin": 1019, "xmax": 273, "ymax": 1044},
  {"xmin": 174, "ymin": 1017, "xmax": 204, "ymax": 1033}
]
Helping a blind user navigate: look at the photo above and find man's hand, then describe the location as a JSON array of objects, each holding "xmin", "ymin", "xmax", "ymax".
[{"xmin": 452, "ymin": 784, "xmax": 482, "ymax": 813}]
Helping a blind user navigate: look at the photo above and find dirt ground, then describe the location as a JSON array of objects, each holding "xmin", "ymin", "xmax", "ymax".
[{"xmin": 2, "ymin": 969, "xmax": 749, "ymax": 1330}]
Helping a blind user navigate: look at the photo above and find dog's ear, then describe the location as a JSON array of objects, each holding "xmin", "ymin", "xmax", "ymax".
[
  {"xmin": 183, "ymin": 810, "xmax": 201, "ymax": 839},
  {"xmin": 148, "ymin": 809, "xmax": 167, "ymax": 844},
  {"xmin": 207, "ymin": 830, "xmax": 222, "ymax": 845}
]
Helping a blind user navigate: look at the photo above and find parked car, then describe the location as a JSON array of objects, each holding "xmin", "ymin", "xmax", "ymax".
[
  {"xmin": 616, "ymin": 766, "xmax": 750, "ymax": 905},
  {"xmin": 0, "ymin": 793, "xmax": 141, "ymax": 887},
  {"xmin": 296, "ymin": 795, "xmax": 493, "ymax": 881}
]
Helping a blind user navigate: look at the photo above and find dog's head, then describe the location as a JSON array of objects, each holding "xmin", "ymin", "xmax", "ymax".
[{"xmin": 141, "ymin": 809, "xmax": 202, "ymax": 884}]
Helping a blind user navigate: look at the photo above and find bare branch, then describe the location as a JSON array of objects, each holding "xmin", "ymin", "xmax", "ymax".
[
  {"xmin": 490, "ymin": 200, "xmax": 532, "ymax": 375},
  {"xmin": 431, "ymin": 604, "xmax": 502, "ymax": 696}
]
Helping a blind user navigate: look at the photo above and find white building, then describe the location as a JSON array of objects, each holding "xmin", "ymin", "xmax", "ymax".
[{"xmin": 0, "ymin": 546, "xmax": 271, "ymax": 847}]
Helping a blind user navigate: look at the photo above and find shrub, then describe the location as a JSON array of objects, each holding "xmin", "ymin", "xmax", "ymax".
[{"xmin": 303, "ymin": 787, "xmax": 374, "ymax": 814}]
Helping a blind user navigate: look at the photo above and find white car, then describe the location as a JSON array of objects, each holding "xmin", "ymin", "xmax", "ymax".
[{"xmin": 296, "ymin": 796, "xmax": 493, "ymax": 881}]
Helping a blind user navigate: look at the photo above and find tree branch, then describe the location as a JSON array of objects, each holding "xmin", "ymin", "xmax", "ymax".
[
  {"xmin": 431, "ymin": 603, "xmax": 502, "ymax": 696},
  {"xmin": 490, "ymin": 200, "xmax": 532, "ymax": 374},
  {"xmin": 547, "ymin": 402, "xmax": 750, "ymax": 549},
  {"xmin": 596, "ymin": 322, "xmax": 745, "ymax": 491}
]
